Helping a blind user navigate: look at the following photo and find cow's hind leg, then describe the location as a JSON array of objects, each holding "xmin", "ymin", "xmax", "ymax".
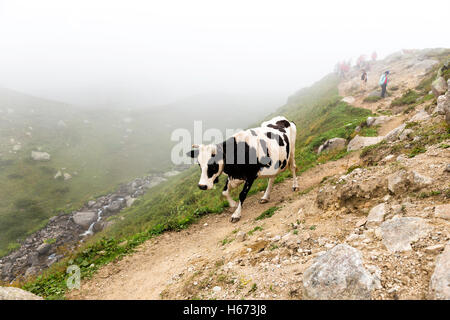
[
  {"xmin": 290, "ymin": 153, "xmax": 298, "ymax": 191},
  {"xmin": 231, "ymin": 177, "xmax": 255, "ymax": 223},
  {"xmin": 222, "ymin": 178, "xmax": 237, "ymax": 208},
  {"xmin": 259, "ymin": 177, "xmax": 275, "ymax": 204}
]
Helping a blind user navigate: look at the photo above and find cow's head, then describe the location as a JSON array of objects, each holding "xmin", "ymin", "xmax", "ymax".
[{"xmin": 187, "ymin": 144, "xmax": 224, "ymax": 190}]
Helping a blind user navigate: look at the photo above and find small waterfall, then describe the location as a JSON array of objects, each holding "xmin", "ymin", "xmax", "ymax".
[{"xmin": 80, "ymin": 206, "xmax": 105, "ymax": 237}]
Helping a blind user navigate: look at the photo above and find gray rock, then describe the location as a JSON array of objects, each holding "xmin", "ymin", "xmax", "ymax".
[
  {"xmin": 379, "ymin": 217, "xmax": 432, "ymax": 252},
  {"xmin": 410, "ymin": 171, "xmax": 433, "ymax": 190},
  {"xmin": 367, "ymin": 116, "xmax": 390, "ymax": 127},
  {"xmin": 31, "ymin": 151, "xmax": 50, "ymax": 161},
  {"xmin": 409, "ymin": 110, "xmax": 430, "ymax": 122},
  {"xmin": 0, "ymin": 287, "xmax": 43, "ymax": 300},
  {"xmin": 434, "ymin": 204, "xmax": 450, "ymax": 220},
  {"xmin": 366, "ymin": 203, "xmax": 387, "ymax": 228},
  {"xmin": 384, "ymin": 123, "xmax": 406, "ymax": 142},
  {"xmin": 302, "ymin": 244, "xmax": 378, "ymax": 300},
  {"xmin": 72, "ymin": 211, "xmax": 97, "ymax": 228},
  {"xmin": 435, "ymin": 94, "xmax": 449, "ymax": 115},
  {"xmin": 429, "ymin": 242, "xmax": 450, "ymax": 300},
  {"xmin": 387, "ymin": 169, "xmax": 410, "ymax": 194},
  {"xmin": 92, "ymin": 221, "xmax": 104, "ymax": 233},
  {"xmin": 347, "ymin": 135, "xmax": 384, "ymax": 152},
  {"xmin": 431, "ymin": 77, "xmax": 448, "ymax": 97},
  {"xmin": 317, "ymin": 138, "xmax": 347, "ymax": 154},
  {"xmin": 36, "ymin": 243, "xmax": 51, "ymax": 256},
  {"xmin": 399, "ymin": 129, "xmax": 414, "ymax": 141}
]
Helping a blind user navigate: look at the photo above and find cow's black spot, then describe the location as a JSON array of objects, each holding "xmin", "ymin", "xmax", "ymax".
[
  {"xmin": 207, "ymin": 157, "xmax": 219, "ymax": 178},
  {"xmin": 283, "ymin": 133, "xmax": 290, "ymax": 159},
  {"xmin": 280, "ymin": 159, "xmax": 287, "ymax": 169},
  {"xmin": 258, "ymin": 139, "xmax": 271, "ymax": 167},
  {"xmin": 187, "ymin": 149, "xmax": 199, "ymax": 158},
  {"xmin": 267, "ymin": 124, "xmax": 286, "ymax": 133},
  {"xmin": 220, "ymin": 137, "xmax": 262, "ymax": 181},
  {"xmin": 275, "ymin": 120, "xmax": 291, "ymax": 128},
  {"xmin": 265, "ymin": 132, "xmax": 284, "ymax": 146},
  {"xmin": 274, "ymin": 160, "xmax": 281, "ymax": 169}
]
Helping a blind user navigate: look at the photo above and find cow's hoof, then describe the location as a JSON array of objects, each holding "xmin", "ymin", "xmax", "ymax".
[
  {"xmin": 259, "ymin": 199, "xmax": 269, "ymax": 204},
  {"xmin": 230, "ymin": 216, "xmax": 241, "ymax": 223},
  {"xmin": 292, "ymin": 187, "xmax": 298, "ymax": 192}
]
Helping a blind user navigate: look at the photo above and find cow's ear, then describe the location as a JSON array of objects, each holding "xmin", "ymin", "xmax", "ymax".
[{"xmin": 187, "ymin": 149, "xmax": 199, "ymax": 158}]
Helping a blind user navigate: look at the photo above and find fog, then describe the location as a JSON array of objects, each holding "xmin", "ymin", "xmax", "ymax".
[{"xmin": 0, "ymin": 0, "xmax": 449, "ymax": 107}]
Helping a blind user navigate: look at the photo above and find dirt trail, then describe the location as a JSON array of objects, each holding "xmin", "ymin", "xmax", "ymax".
[{"xmin": 67, "ymin": 152, "xmax": 360, "ymax": 299}]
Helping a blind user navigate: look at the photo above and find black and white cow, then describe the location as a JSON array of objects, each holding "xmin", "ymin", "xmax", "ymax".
[{"xmin": 187, "ymin": 116, "xmax": 298, "ymax": 222}]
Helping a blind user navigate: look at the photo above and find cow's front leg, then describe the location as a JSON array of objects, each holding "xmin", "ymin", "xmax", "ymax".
[
  {"xmin": 259, "ymin": 177, "xmax": 275, "ymax": 204},
  {"xmin": 222, "ymin": 178, "xmax": 237, "ymax": 208},
  {"xmin": 231, "ymin": 177, "xmax": 255, "ymax": 223}
]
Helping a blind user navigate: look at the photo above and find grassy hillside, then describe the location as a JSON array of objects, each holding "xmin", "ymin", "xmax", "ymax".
[
  {"xmin": 21, "ymin": 72, "xmax": 373, "ymax": 299},
  {"xmin": 0, "ymin": 88, "xmax": 277, "ymax": 256}
]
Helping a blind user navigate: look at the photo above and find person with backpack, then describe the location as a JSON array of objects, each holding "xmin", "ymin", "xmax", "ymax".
[
  {"xmin": 360, "ymin": 69, "xmax": 368, "ymax": 91},
  {"xmin": 379, "ymin": 71, "xmax": 389, "ymax": 98}
]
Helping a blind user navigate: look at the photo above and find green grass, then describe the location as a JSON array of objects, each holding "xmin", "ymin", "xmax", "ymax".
[
  {"xmin": 255, "ymin": 206, "xmax": 280, "ymax": 221},
  {"xmin": 363, "ymin": 96, "xmax": 382, "ymax": 103},
  {"xmin": 391, "ymin": 89, "xmax": 420, "ymax": 107},
  {"xmin": 248, "ymin": 226, "xmax": 263, "ymax": 236},
  {"xmin": 21, "ymin": 71, "xmax": 376, "ymax": 299}
]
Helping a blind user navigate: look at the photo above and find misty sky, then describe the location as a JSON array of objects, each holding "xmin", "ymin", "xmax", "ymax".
[{"xmin": 0, "ymin": 0, "xmax": 449, "ymax": 107}]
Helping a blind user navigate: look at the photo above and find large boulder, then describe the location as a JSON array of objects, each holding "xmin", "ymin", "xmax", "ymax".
[
  {"xmin": 379, "ymin": 217, "xmax": 432, "ymax": 252},
  {"xmin": 302, "ymin": 244, "xmax": 378, "ymax": 300},
  {"xmin": 0, "ymin": 287, "xmax": 43, "ymax": 300},
  {"xmin": 429, "ymin": 242, "xmax": 450, "ymax": 300},
  {"xmin": 317, "ymin": 138, "xmax": 347, "ymax": 154},
  {"xmin": 435, "ymin": 94, "xmax": 449, "ymax": 115},
  {"xmin": 31, "ymin": 151, "xmax": 50, "ymax": 161},
  {"xmin": 347, "ymin": 135, "xmax": 384, "ymax": 151},
  {"xmin": 431, "ymin": 76, "xmax": 448, "ymax": 97},
  {"xmin": 72, "ymin": 211, "xmax": 97, "ymax": 228}
]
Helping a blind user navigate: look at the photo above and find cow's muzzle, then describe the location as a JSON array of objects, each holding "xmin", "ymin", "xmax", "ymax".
[{"xmin": 198, "ymin": 184, "xmax": 208, "ymax": 190}]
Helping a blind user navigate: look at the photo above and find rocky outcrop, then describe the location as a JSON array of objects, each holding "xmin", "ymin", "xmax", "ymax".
[
  {"xmin": 317, "ymin": 138, "xmax": 346, "ymax": 154},
  {"xmin": 384, "ymin": 123, "xmax": 406, "ymax": 142},
  {"xmin": 387, "ymin": 170, "xmax": 433, "ymax": 194},
  {"xmin": 431, "ymin": 76, "xmax": 447, "ymax": 97},
  {"xmin": 347, "ymin": 135, "xmax": 384, "ymax": 151},
  {"xmin": 302, "ymin": 244, "xmax": 378, "ymax": 300},
  {"xmin": 379, "ymin": 217, "xmax": 432, "ymax": 252},
  {"xmin": 0, "ymin": 287, "xmax": 43, "ymax": 300},
  {"xmin": 429, "ymin": 242, "xmax": 450, "ymax": 300}
]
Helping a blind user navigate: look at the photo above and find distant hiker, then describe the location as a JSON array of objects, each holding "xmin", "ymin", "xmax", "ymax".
[
  {"xmin": 371, "ymin": 51, "xmax": 377, "ymax": 61},
  {"xmin": 379, "ymin": 71, "xmax": 389, "ymax": 98},
  {"xmin": 360, "ymin": 69, "xmax": 368, "ymax": 90}
]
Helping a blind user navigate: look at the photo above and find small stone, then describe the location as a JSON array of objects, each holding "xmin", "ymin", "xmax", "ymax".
[{"xmin": 424, "ymin": 244, "xmax": 445, "ymax": 254}]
